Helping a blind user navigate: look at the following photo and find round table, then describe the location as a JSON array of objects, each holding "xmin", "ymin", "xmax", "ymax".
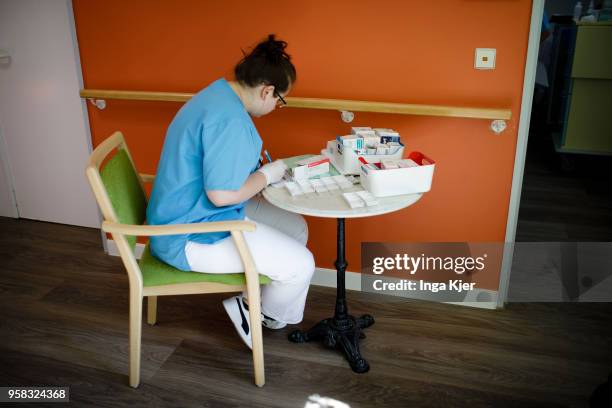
[{"xmin": 263, "ymin": 182, "xmax": 422, "ymax": 373}]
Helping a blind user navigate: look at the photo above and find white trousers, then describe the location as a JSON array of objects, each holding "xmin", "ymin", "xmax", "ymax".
[{"xmin": 185, "ymin": 195, "xmax": 315, "ymax": 324}]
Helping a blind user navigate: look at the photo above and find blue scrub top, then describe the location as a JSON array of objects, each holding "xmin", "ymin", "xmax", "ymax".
[{"xmin": 147, "ymin": 78, "xmax": 262, "ymax": 271}]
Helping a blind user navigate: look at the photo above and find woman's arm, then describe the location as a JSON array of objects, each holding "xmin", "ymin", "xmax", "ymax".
[
  {"xmin": 206, "ymin": 159, "xmax": 287, "ymax": 207},
  {"xmin": 206, "ymin": 171, "xmax": 267, "ymax": 207}
]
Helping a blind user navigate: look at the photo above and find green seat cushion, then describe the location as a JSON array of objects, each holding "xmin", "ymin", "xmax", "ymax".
[{"xmin": 139, "ymin": 244, "xmax": 271, "ymax": 287}]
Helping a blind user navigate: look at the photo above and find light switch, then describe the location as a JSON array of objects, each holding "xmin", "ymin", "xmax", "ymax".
[{"xmin": 475, "ymin": 48, "xmax": 496, "ymax": 70}]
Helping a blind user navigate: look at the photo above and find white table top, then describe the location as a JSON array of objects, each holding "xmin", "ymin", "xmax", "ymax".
[{"xmin": 262, "ymin": 183, "xmax": 423, "ymax": 219}]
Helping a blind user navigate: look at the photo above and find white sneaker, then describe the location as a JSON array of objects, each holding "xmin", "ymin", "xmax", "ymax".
[
  {"xmin": 262, "ymin": 315, "xmax": 287, "ymax": 330},
  {"xmin": 222, "ymin": 296, "xmax": 252, "ymax": 349},
  {"xmin": 241, "ymin": 297, "xmax": 287, "ymax": 330}
]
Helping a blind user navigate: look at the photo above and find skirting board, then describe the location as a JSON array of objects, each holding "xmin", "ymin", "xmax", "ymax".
[{"xmin": 106, "ymin": 240, "xmax": 498, "ymax": 310}]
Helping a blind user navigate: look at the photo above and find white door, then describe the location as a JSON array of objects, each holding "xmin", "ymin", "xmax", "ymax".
[{"xmin": 0, "ymin": 0, "xmax": 99, "ymax": 227}]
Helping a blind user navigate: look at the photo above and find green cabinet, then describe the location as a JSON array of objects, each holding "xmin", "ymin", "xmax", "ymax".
[{"xmin": 556, "ymin": 23, "xmax": 612, "ymax": 155}]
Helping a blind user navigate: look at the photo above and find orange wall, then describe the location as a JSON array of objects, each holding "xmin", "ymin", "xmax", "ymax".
[{"xmin": 74, "ymin": 0, "xmax": 532, "ymax": 288}]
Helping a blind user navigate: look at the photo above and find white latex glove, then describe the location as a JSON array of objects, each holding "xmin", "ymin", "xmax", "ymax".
[{"xmin": 257, "ymin": 159, "xmax": 288, "ymax": 185}]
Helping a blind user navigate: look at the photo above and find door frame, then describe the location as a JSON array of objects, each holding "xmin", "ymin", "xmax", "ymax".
[{"xmin": 497, "ymin": 0, "xmax": 545, "ymax": 307}]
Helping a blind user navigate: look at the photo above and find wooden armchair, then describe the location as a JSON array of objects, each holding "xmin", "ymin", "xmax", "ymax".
[{"xmin": 85, "ymin": 131, "xmax": 268, "ymax": 388}]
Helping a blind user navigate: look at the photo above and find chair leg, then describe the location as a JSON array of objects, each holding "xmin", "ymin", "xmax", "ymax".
[
  {"xmin": 147, "ymin": 296, "xmax": 157, "ymax": 325},
  {"xmin": 251, "ymin": 320, "xmax": 265, "ymax": 387},
  {"xmin": 246, "ymin": 287, "xmax": 265, "ymax": 387},
  {"xmin": 129, "ymin": 294, "xmax": 143, "ymax": 388}
]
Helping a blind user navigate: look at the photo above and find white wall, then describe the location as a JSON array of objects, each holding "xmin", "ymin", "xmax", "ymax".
[{"xmin": 0, "ymin": 0, "xmax": 100, "ymax": 227}]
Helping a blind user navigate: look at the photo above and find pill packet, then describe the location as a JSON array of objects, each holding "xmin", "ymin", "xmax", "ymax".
[
  {"xmin": 331, "ymin": 175, "xmax": 353, "ymax": 190},
  {"xmin": 285, "ymin": 181, "xmax": 304, "ymax": 197},
  {"xmin": 296, "ymin": 179, "xmax": 315, "ymax": 194},
  {"xmin": 310, "ymin": 179, "xmax": 328, "ymax": 194},
  {"xmin": 342, "ymin": 192, "xmax": 365, "ymax": 208},
  {"xmin": 355, "ymin": 190, "xmax": 379, "ymax": 207},
  {"xmin": 320, "ymin": 176, "xmax": 340, "ymax": 191}
]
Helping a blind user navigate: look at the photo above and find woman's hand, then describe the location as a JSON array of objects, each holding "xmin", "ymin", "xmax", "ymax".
[{"xmin": 257, "ymin": 159, "xmax": 288, "ymax": 185}]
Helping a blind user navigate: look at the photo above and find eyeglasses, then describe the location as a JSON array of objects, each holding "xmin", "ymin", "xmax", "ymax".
[{"xmin": 273, "ymin": 89, "xmax": 287, "ymax": 107}]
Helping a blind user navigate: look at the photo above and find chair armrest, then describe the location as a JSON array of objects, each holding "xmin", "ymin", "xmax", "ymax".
[
  {"xmin": 102, "ymin": 220, "xmax": 256, "ymax": 236},
  {"xmin": 139, "ymin": 173, "xmax": 155, "ymax": 183}
]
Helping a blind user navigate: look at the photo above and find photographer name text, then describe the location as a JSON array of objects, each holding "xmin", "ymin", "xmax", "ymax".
[{"xmin": 373, "ymin": 279, "xmax": 475, "ymax": 293}]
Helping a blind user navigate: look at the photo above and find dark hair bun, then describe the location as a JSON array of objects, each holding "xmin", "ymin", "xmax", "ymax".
[
  {"xmin": 251, "ymin": 34, "xmax": 289, "ymax": 63},
  {"xmin": 234, "ymin": 34, "xmax": 296, "ymax": 93}
]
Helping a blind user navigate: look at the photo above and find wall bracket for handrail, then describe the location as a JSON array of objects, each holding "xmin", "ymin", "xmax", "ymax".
[{"xmin": 80, "ymin": 89, "xmax": 512, "ymax": 133}]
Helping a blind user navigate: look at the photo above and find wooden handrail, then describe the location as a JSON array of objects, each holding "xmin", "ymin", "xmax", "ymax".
[
  {"xmin": 288, "ymin": 97, "xmax": 511, "ymax": 120},
  {"xmin": 81, "ymin": 89, "xmax": 192, "ymax": 103},
  {"xmin": 80, "ymin": 89, "xmax": 512, "ymax": 120}
]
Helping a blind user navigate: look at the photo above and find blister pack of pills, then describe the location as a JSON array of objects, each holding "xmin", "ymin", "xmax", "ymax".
[
  {"xmin": 284, "ymin": 175, "xmax": 356, "ymax": 197},
  {"xmin": 342, "ymin": 190, "xmax": 379, "ymax": 208}
]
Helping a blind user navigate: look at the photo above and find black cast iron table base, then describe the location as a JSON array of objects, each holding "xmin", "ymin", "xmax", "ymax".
[
  {"xmin": 288, "ymin": 218, "xmax": 375, "ymax": 373},
  {"xmin": 289, "ymin": 314, "xmax": 375, "ymax": 373}
]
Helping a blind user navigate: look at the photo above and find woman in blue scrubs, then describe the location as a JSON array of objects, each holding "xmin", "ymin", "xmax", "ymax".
[{"xmin": 147, "ymin": 35, "xmax": 314, "ymax": 349}]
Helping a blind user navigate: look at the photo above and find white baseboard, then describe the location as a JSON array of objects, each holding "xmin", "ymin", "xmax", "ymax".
[
  {"xmin": 106, "ymin": 239, "xmax": 146, "ymax": 259},
  {"xmin": 106, "ymin": 240, "xmax": 498, "ymax": 309}
]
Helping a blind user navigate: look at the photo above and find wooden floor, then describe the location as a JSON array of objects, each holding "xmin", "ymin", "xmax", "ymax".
[{"xmin": 1, "ymin": 217, "xmax": 611, "ymax": 407}]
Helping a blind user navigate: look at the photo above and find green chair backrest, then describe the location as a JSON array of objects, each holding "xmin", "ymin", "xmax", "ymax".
[{"xmin": 99, "ymin": 148, "xmax": 147, "ymax": 249}]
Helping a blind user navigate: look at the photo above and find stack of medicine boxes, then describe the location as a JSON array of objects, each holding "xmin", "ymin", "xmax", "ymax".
[
  {"xmin": 333, "ymin": 127, "xmax": 405, "ymax": 174},
  {"xmin": 337, "ymin": 127, "xmax": 402, "ymax": 156}
]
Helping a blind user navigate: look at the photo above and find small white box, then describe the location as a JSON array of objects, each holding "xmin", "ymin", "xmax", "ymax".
[
  {"xmin": 331, "ymin": 175, "xmax": 353, "ymax": 190},
  {"xmin": 296, "ymin": 179, "xmax": 315, "ymax": 194},
  {"xmin": 381, "ymin": 159, "xmax": 399, "ymax": 169},
  {"xmin": 355, "ymin": 190, "xmax": 379, "ymax": 207},
  {"xmin": 373, "ymin": 128, "xmax": 396, "ymax": 133},
  {"xmin": 387, "ymin": 142, "xmax": 402, "ymax": 154},
  {"xmin": 292, "ymin": 157, "xmax": 330, "ymax": 180},
  {"xmin": 338, "ymin": 135, "xmax": 363, "ymax": 150},
  {"xmin": 362, "ymin": 134, "xmax": 381, "ymax": 146},
  {"xmin": 321, "ymin": 176, "xmax": 340, "ymax": 190},
  {"xmin": 285, "ymin": 181, "xmax": 304, "ymax": 197},
  {"xmin": 357, "ymin": 130, "xmax": 378, "ymax": 138},
  {"xmin": 374, "ymin": 128, "xmax": 399, "ymax": 137},
  {"xmin": 360, "ymin": 152, "xmax": 435, "ymax": 197},
  {"xmin": 342, "ymin": 192, "xmax": 365, "ymax": 208},
  {"xmin": 351, "ymin": 127, "xmax": 372, "ymax": 135},
  {"xmin": 310, "ymin": 179, "xmax": 329, "ymax": 194}
]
